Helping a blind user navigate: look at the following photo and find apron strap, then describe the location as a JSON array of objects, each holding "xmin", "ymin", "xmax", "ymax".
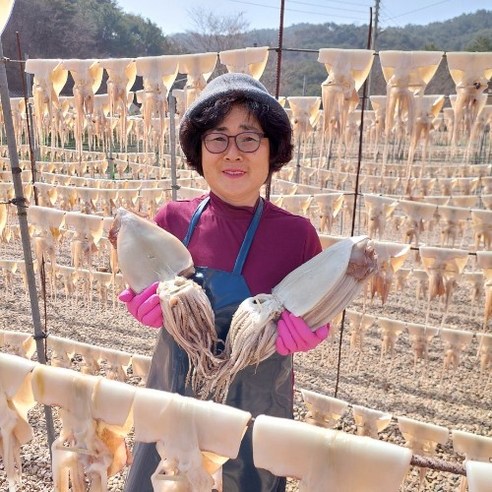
[
  {"xmin": 233, "ymin": 198, "xmax": 264, "ymax": 275},
  {"xmin": 182, "ymin": 196, "xmax": 210, "ymax": 247},
  {"xmin": 182, "ymin": 195, "xmax": 264, "ymax": 275}
]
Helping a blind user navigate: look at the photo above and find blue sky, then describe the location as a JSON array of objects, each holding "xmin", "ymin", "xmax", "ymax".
[{"xmin": 117, "ymin": 0, "xmax": 491, "ymax": 34}]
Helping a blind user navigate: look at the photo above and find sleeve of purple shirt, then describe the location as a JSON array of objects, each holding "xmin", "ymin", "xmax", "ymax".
[{"xmin": 154, "ymin": 194, "xmax": 322, "ymax": 296}]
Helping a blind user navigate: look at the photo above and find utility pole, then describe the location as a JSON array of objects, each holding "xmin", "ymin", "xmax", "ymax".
[
  {"xmin": 373, "ymin": 0, "xmax": 380, "ymax": 51},
  {"xmin": 365, "ymin": 0, "xmax": 380, "ymax": 106},
  {"xmin": 265, "ymin": 0, "xmax": 286, "ymax": 201}
]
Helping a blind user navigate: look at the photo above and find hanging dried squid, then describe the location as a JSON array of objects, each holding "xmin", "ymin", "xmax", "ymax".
[
  {"xmin": 466, "ymin": 460, "xmax": 492, "ymax": 492},
  {"xmin": 369, "ymin": 241, "xmax": 411, "ymax": 304},
  {"xmin": 300, "ymin": 389, "xmax": 349, "ymax": 429},
  {"xmin": 132, "ymin": 387, "xmax": 251, "ymax": 491},
  {"xmin": 31, "ymin": 364, "xmax": 136, "ymax": 491},
  {"xmin": 419, "ymin": 246, "xmax": 469, "ymax": 326},
  {"xmin": 252, "ymin": 414, "xmax": 412, "ymax": 492},
  {"xmin": 0, "ymin": 353, "xmax": 37, "ymax": 492},
  {"xmin": 351, "ymin": 404, "xmax": 392, "ymax": 439},
  {"xmin": 397, "ymin": 416, "xmax": 449, "ymax": 489}
]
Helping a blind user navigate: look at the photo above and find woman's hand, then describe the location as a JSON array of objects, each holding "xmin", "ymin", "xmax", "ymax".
[
  {"xmin": 118, "ymin": 281, "xmax": 163, "ymax": 328},
  {"xmin": 275, "ymin": 311, "xmax": 329, "ymax": 355}
]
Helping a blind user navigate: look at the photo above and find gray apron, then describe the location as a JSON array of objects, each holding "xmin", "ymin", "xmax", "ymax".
[{"xmin": 125, "ymin": 196, "xmax": 292, "ymax": 492}]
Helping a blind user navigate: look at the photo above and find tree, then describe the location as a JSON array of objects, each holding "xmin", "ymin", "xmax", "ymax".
[
  {"xmin": 466, "ymin": 33, "xmax": 492, "ymax": 51},
  {"xmin": 180, "ymin": 8, "xmax": 250, "ymax": 53},
  {"xmin": 1, "ymin": 0, "xmax": 176, "ymax": 94},
  {"xmin": 423, "ymin": 42, "xmax": 441, "ymax": 51}
]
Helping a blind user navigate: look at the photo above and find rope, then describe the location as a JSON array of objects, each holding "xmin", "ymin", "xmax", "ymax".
[{"xmin": 410, "ymin": 454, "xmax": 466, "ymax": 476}]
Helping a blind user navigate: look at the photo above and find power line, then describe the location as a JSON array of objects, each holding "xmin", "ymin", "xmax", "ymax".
[
  {"xmin": 289, "ymin": 0, "xmax": 372, "ymax": 12},
  {"xmin": 228, "ymin": 0, "xmax": 369, "ymax": 22},
  {"xmin": 379, "ymin": 4, "xmax": 397, "ymax": 20},
  {"xmin": 381, "ymin": 0, "xmax": 452, "ymax": 24}
]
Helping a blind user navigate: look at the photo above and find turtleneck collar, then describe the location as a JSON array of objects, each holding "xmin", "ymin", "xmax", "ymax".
[{"xmin": 207, "ymin": 191, "xmax": 261, "ymax": 218}]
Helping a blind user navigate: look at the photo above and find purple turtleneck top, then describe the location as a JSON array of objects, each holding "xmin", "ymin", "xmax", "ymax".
[{"xmin": 154, "ymin": 192, "xmax": 322, "ymax": 296}]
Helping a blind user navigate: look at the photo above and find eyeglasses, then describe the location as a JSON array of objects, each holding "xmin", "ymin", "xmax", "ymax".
[{"xmin": 202, "ymin": 131, "xmax": 266, "ymax": 154}]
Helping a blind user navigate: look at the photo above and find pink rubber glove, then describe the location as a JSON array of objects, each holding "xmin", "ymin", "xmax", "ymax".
[
  {"xmin": 275, "ymin": 311, "xmax": 329, "ymax": 356},
  {"xmin": 118, "ymin": 282, "xmax": 163, "ymax": 328}
]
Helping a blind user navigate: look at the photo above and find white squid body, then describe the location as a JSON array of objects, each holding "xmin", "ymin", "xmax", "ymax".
[
  {"xmin": 0, "ymin": 353, "xmax": 37, "ymax": 492},
  {"xmin": 272, "ymin": 235, "xmax": 378, "ymax": 329},
  {"xmin": 253, "ymin": 414, "xmax": 412, "ymax": 492},
  {"xmin": 204, "ymin": 236, "xmax": 379, "ymax": 403},
  {"xmin": 111, "ymin": 208, "xmax": 195, "ymax": 293}
]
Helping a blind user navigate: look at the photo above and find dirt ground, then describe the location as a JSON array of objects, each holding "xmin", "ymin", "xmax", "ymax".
[{"xmin": 0, "ymin": 163, "xmax": 491, "ymax": 491}]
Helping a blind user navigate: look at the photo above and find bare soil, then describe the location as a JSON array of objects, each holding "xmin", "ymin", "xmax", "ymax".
[{"xmin": 0, "ymin": 170, "xmax": 491, "ymax": 491}]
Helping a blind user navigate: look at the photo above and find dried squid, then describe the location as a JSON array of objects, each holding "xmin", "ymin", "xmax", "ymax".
[
  {"xmin": 112, "ymin": 209, "xmax": 378, "ymax": 404},
  {"xmin": 205, "ymin": 236, "xmax": 378, "ymax": 402},
  {"xmin": 109, "ymin": 208, "xmax": 223, "ymax": 395}
]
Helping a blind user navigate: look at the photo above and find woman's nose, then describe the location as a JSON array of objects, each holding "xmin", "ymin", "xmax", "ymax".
[{"xmin": 224, "ymin": 139, "xmax": 243, "ymax": 159}]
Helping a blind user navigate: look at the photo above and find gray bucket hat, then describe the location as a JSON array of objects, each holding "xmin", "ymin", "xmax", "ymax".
[{"xmin": 181, "ymin": 72, "xmax": 288, "ymax": 126}]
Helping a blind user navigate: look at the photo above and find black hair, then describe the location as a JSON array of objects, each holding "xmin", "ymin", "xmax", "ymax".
[{"xmin": 179, "ymin": 92, "xmax": 293, "ymax": 176}]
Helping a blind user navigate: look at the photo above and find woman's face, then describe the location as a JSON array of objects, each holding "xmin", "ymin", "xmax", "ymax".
[{"xmin": 201, "ymin": 105, "xmax": 270, "ymax": 207}]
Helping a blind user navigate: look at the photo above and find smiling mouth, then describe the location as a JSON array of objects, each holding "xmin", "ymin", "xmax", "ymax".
[{"xmin": 224, "ymin": 170, "xmax": 245, "ymax": 176}]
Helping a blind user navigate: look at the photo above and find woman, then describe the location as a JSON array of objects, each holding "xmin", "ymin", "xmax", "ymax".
[{"xmin": 120, "ymin": 72, "xmax": 329, "ymax": 491}]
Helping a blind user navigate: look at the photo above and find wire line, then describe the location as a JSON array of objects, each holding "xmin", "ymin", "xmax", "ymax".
[{"xmin": 228, "ymin": 0, "xmax": 369, "ymax": 22}]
